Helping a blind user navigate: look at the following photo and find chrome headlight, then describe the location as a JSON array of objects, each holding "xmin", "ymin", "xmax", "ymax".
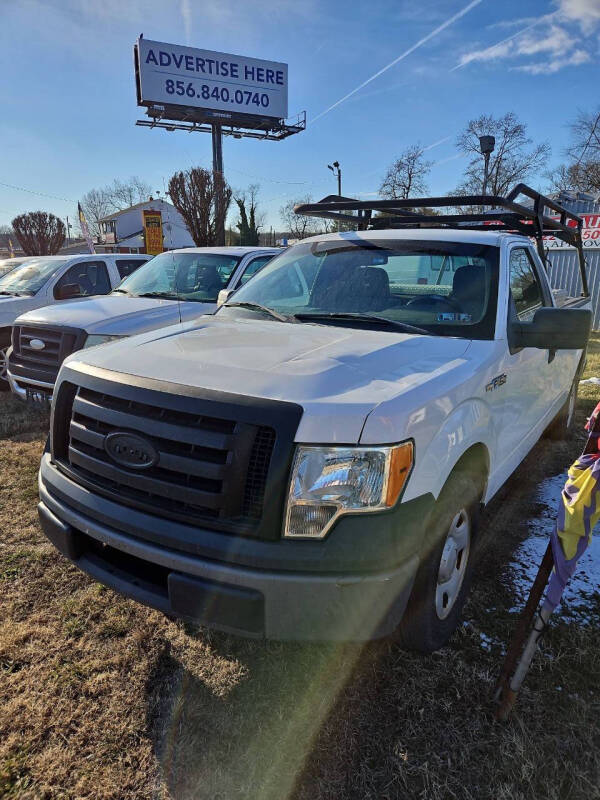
[
  {"xmin": 284, "ymin": 442, "xmax": 414, "ymax": 539},
  {"xmin": 82, "ymin": 334, "xmax": 125, "ymax": 349}
]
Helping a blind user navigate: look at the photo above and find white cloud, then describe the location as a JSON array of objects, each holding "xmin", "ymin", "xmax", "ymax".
[
  {"xmin": 454, "ymin": 1, "xmax": 599, "ymax": 74},
  {"xmin": 514, "ymin": 47, "xmax": 592, "ymax": 74},
  {"xmin": 558, "ymin": 0, "xmax": 600, "ymax": 25}
]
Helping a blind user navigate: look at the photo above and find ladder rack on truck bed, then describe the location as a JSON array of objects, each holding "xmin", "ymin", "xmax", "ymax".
[{"xmin": 295, "ymin": 183, "xmax": 589, "ymax": 297}]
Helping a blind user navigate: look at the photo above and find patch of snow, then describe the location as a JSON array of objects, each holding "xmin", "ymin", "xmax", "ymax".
[
  {"xmin": 579, "ymin": 377, "xmax": 600, "ymax": 385},
  {"xmin": 509, "ymin": 473, "xmax": 600, "ymax": 626}
]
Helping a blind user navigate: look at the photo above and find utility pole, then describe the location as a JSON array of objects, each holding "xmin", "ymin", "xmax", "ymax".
[
  {"xmin": 65, "ymin": 216, "xmax": 71, "ymax": 246},
  {"xmin": 328, "ymin": 161, "xmax": 342, "ymax": 196},
  {"xmin": 479, "ymin": 136, "xmax": 495, "ymax": 197},
  {"xmin": 212, "ymin": 123, "xmax": 225, "ymax": 246}
]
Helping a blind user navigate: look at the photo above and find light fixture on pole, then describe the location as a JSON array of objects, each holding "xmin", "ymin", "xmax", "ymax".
[
  {"xmin": 327, "ymin": 161, "xmax": 342, "ymax": 196},
  {"xmin": 479, "ymin": 135, "xmax": 495, "ymax": 196}
]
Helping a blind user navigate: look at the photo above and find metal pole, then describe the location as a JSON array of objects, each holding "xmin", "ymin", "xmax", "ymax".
[
  {"xmin": 337, "ymin": 167, "xmax": 342, "ymax": 197},
  {"xmin": 212, "ymin": 123, "xmax": 225, "ymax": 246},
  {"xmin": 482, "ymin": 153, "xmax": 490, "ymax": 196}
]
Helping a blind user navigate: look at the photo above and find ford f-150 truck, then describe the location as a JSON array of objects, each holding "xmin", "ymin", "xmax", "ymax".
[
  {"xmin": 0, "ymin": 253, "xmax": 150, "ymax": 389},
  {"xmin": 8, "ymin": 246, "xmax": 280, "ymax": 400},
  {"xmin": 38, "ymin": 187, "xmax": 592, "ymax": 650}
]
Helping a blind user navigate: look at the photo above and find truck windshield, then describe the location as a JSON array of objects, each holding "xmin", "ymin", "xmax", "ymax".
[
  {"xmin": 223, "ymin": 238, "xmax": 500, "ymax": 339},
  {"xmin": 0, "ymin": 257, "xmax": 69, "ymax": 296},
  {"xmin": 115, "ymin": 251, "xmax": 241, "ymax": 302}
]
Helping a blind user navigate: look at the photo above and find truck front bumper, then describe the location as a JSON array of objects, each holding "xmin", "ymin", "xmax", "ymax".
[{"xmin": 39, "ymin": 455, "xmax": 422, "ymax": 641}]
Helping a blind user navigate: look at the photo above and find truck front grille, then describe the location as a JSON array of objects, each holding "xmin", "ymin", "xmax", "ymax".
[
  {"xmin": 51, "ymin": 374, "xmax": 301, "ymax": 541},
  {"xmin": 10, "ymin": 325, "xmax": 84, "ymax": 386}
]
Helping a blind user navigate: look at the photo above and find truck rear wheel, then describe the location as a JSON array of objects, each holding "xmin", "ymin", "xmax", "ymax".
[{"xmin": 398, "ymin": 471, "xmax": 482, "ymax": 653}]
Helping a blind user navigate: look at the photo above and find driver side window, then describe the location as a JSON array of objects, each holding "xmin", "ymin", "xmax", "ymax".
[
  {"xmin": 509, "ymin": 248, "xmax": 544, "ymax": 322},
  {"xmin": 54, "ymin": 260, "xmax": 110, "ymax": 299}
]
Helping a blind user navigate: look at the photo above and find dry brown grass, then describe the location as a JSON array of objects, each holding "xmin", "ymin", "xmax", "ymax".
[{"xmin": 0, "ymin": 337, "xmax": 599, "ymax": 799}]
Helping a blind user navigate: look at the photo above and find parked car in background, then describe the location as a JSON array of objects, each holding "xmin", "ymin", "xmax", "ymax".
[
  {"xmin": 0, "ymin": 253, "xmax": 150, "ymax": 389},
  {"xmin": 8, "ymin": 247, "xmax": 281, "ymax": 400},
  {"xmin": 0, "ymin": 256, "xmax": 33, "ymax": 278}
]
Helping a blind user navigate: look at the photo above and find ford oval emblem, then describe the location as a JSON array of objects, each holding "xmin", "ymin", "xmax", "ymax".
[
  {"xmin": 104, "ymin": 431, "xmax": 158, "ymax": 470},
  {"xmin": 30, "ymin": 338, "xmax": 45, "ymax": 350}
]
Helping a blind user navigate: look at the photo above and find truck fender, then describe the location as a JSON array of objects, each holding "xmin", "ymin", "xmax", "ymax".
[{"xmin": 404, "ymin": 399, "xmax": 493, "ymax": 503}]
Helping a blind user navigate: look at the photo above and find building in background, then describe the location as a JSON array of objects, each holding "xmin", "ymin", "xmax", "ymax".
[
  {"xmin": 544, "ymin": 190, "xmax": 600, "ymax": 330},
  {"xmin": 97, "ymin": 198, "xmax": 194, "ymax": 253}
]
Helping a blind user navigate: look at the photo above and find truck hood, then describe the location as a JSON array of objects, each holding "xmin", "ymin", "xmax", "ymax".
[
  {"xmin": 64, "ymin": 315, "xmax": 471, "ymax": 443},
  {"xmin": 0, "ymin": 295, "xmax": 40, "ymax": 327},
  {"xmin": 14, "ymin": 296, "xmax": 215, "ymax": 335}
]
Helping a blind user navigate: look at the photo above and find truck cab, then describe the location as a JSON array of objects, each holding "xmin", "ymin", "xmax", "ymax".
[
  {"xmin": 37, "ymin": 187, "xmax": 591, "ymax": 649},
  {"xmin": 7, "ymin": 247, "xmax": 280, "ymax": 400}
]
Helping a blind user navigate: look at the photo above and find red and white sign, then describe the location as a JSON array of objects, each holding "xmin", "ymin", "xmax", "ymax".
[{"xmin": 544, "ymin": 214, "xmax": 600, "ymax": 249}]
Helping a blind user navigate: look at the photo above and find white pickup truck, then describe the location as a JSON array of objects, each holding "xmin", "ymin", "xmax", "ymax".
[
  {"xmin": 37, "ymin": 188, "xmax": 591, "ymax": 650},
  {"xmin": 8, "ymin": 247, "xmax": 280, "ymax": 399},
  {"xmin": 0, "ymin": 253, "xmax": 150, "ymax": 389}
]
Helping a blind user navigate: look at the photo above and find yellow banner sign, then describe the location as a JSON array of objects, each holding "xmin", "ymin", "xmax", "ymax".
[{"xmin": 143, "ymin": 210, "xmax": 164, "ymax": 255}]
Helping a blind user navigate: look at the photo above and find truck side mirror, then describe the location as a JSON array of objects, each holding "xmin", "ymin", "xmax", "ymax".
[
  {"xmin": 509, "ymin": 307, "xmax": 591, "ymax": 352},
  {"xmin": 217, "ymin": 288, "xmax": 235, "ymax": 306},
  {"xmin": 55, "ymin": 283, "xmax": 82, "ymax": 300}
]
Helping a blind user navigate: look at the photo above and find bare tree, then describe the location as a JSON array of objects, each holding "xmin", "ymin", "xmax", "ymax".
[
  {"xmin": 547, "ymin": 161, "xmax": 600, "ymax": 195},
  {"xmin": 168, "ymin": 167, "xmax": 232, "ymax": 246},
  {"xmin": 235, "ymin": 184, "xmax": 264, "ymax": 246},
  {"xmin": 108, "ymin": 176, "xmax": 153, "ymax": 210},
  {"xmin": 456, "ymin": 112, "xmax": 550, "ymax": 196},
  {"xmin": 78, "ymin": 188, "xmax": 112, "ymax": 237},
  {"xmin": 280, "ymin": 195, "xmax": 322, "ymax": 239},
  {"xmin": 380, "ymin": 145, "xmax": 433, "ymax": 199},
  {"xmin": 12, "ymin": 211, "xmax": 65, "ymax": 255},
  {"xmin": 548, "ymin": 107, "xmax": 600, "ymax": 194},
  {"xmin": 78, "ymin": 176, "xmax": 153, "ymax": 237}
]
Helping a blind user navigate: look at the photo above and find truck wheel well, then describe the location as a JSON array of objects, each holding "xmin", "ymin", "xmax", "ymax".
[{"xmin": 444, "ymin": 443, "xmax": 489, "ymax": 500}]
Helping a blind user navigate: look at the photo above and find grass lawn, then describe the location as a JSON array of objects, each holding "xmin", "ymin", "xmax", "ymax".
[{"xmin": 0, "ymin": 336, "xmax": 599, "ymax": 799}]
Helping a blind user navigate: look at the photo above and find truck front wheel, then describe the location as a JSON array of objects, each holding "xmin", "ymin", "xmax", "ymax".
[
  {"xmin": 398, "ymin": 471, "xmax": 482, "ymax": 652},
  {"xmin": 0, "ymin": 330, "xmax": 10, "ymax": 391}
]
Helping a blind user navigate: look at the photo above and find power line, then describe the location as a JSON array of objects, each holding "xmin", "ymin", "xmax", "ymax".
[{"xmin": 0, "ymin": 181, "xmax": 75, "ymax": 204}]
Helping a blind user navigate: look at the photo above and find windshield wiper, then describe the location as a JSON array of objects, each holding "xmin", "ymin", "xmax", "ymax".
[
  {"xmin": 295, "ymin": 312, "xmax": 428, "ymax": 335},
  {"xmin": 112, "ymin": 288, "xmax": 131, "ymax": 295},
  {"xmin": 224, "ymin": 301, "xmax": 295, "ymax": 323},
  {"xmin": 0, "ymin": 290, "xmax": 31, "ymax": 297},
  {"xmin": 135, "ymin": 291, "xmax": 179, "ymax": 299}
]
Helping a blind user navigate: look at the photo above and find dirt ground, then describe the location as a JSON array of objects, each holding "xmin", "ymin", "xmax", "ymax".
[{"xmin": 1, "ymin": 338, "xmax": 599, "ymax": 800}]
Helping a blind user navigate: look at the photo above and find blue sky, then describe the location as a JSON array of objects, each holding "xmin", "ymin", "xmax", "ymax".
[{"xmin": 1, "ymin": 0, "xmax": 599, "ymax": 231}]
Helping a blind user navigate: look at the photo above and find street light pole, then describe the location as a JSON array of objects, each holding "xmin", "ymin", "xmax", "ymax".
[
  {"xmin": 327, "ymin": 161, "xmax": 342, "ymax": 196},
  {"xmin": 478, "ymin": 135, "xmax": 495, "ymax": 196}
]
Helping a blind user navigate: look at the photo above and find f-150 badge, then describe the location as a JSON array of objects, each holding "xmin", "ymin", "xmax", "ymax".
[{"xmin": 486, "ymin": 374, "xmax": 507, "ymax": 392}]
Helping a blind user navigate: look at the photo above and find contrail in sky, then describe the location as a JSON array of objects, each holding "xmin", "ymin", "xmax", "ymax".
[
  {"xmin": 451, "ymin": 10, "xmax": 558, "ymax": 70},
  {"xmin": 311, "ymin": 0, "xmax": 483, "ymax": 124}
]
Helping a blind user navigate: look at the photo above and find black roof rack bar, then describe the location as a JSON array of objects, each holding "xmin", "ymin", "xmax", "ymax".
[{"xmin": 294, "ymin": 184, "xmax": 588, "ymax": 296}]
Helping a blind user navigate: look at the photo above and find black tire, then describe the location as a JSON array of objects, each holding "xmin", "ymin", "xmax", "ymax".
[
  {"xmin": 545, "ymin": 378, "xmax": 577, "ymax": 441},
  {"xmin": 0, "ymin": 341, "xmax": 10, "ymax": 392},
  {"xmin": 398, "ymin": 471, "xmax": 482, "ymax": 653}
]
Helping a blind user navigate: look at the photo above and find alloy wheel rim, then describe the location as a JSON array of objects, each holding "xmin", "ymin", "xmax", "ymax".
[
  {"xmin": 436, "ymin": 508, "xmax": 471, "ymax": 620},
  {"xmin": 0, "ymin": 347, "xmax": 8, "ymax": 383}
]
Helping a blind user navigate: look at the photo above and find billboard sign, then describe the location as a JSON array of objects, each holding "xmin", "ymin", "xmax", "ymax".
[
  {"xmin": 143, "ymin": 210, "xmax": 164, "ymax": 256},
  {"xmin": 136, "ymin": 38, "xmax": 288, "ymax": 121}
]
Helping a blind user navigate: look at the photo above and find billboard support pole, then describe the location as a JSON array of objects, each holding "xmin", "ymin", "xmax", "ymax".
[{"xmin": 212, "ymin": 123, "xmax": 225, "ymax": 246}]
